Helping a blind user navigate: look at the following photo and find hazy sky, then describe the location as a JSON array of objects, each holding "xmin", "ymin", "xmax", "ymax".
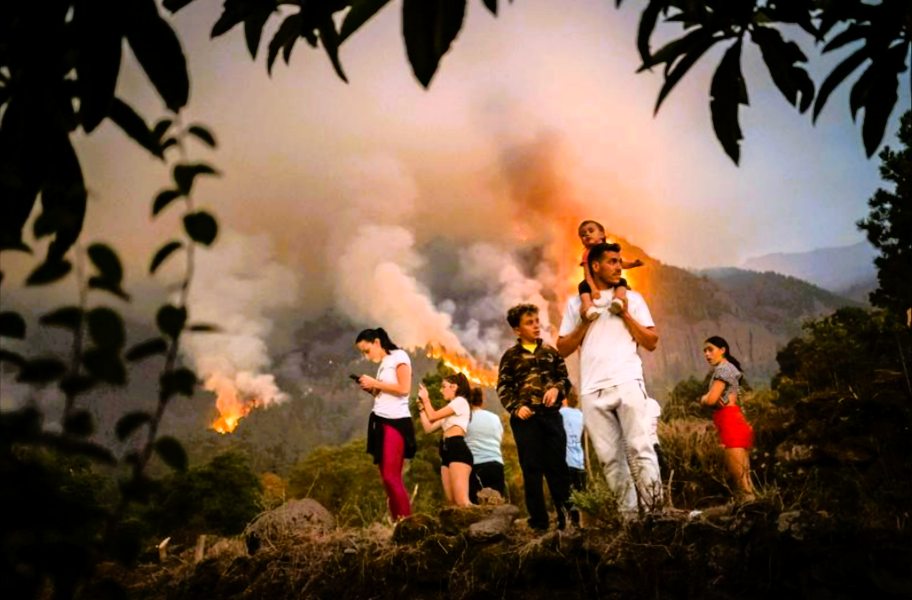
[{"xmin": 6, "ymin": 0, "xmax": 910, "ymax": 293}]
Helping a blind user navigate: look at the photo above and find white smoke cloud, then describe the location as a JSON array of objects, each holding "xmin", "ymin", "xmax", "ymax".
[{"xmin": 181, "ymin": 231, "xmax": 296, "ymax": 409}]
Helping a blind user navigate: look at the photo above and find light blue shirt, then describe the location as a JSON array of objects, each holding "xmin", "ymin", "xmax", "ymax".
[
  {"xmin": 560, "ymin": 407, "xmax": 585, "ymax": 470},
  {"xmin": 464, "ymin": 409, "xmax": 504, "ymax": 465}
]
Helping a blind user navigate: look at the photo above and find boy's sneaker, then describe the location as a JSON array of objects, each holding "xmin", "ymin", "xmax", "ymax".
[
  {"xmin": 608, "ymin": 298, "xmax": 625, "ymax": 315},
  {"xmin": 585, "ymin": 306, "xmax": 601, "ymax": 321}
]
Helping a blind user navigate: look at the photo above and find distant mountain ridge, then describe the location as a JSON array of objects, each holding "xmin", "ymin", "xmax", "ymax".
[{"xmin": 740, "ymin": 241, "xmax": 877, "ymax": 293}]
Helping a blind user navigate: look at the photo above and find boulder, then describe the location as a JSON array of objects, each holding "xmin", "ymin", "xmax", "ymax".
[
  {"xmin": 392, "ymin": 513, "xmax": 442, "ymax": 545},
  {"xmin": 476, "ymin": 488, "xmax": 505, "ymax": 506},
  {"xmin": 245, "ymin": 498, "xmax": 334, "ymax": 554},
  {"xmin": 439, "ymin": 505, "xmax": 488, "ymax": 535},
  {"xmin": 467, "ymin": 504, "xmax": 520, "ymax": 544}
]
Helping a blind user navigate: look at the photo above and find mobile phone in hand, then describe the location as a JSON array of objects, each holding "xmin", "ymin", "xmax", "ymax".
[{"xmin": 349, "ymin": 374, "xmax": 361, "ymax": 382}]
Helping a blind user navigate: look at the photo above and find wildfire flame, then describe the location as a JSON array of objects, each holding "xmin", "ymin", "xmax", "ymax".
[
  {"xmin": 426, "ymin": 344, "xmax": 499, "ymax": 388},
  {"xmin": 208, "ymin": 374, "xmax": 258, "ymax": 434}
]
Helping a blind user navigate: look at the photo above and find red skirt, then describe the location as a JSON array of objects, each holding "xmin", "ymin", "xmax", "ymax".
[{"xmin": 713, "ymin": 405, "xmax": 754, "ymax": 449}]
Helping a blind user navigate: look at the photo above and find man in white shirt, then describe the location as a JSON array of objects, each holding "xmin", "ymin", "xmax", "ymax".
[{"xmin": 557, "ymin": 242, "xmax": 662, "ymax": 515}]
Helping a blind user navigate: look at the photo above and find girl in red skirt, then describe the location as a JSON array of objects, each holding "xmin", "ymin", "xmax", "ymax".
[{"xmin": 700, "ymin": 336, "xmax": 756, "ymax": 501}]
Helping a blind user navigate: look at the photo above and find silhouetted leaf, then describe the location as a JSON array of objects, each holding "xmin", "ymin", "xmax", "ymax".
[
  {"xmin": 83, "ymin": 347, "xmax": 127, "ymax": 385},
  {"xmin": 60, "ymin": 374, "xmax": 98, "ymax": 397},
  {"xmin": 267, "ymin": 13, "xmax": 303, "ymax": 75},
  {"xmin": 163, "ymin": 0, "xmax": 197, "ymax": 13},
  {"xmin": 710, "ymin": 41, "xmax": 748, "ymax": 165},
  {"xmin": 813, "ymin": 46, "xmax": 869, "ymax": 122},
  {"xmin": 187, "ymin": 125, "xmax": 217, "ymax": 148},
  {"xmin": 18, "ymin": 358, "xmax": 68, "ymax": 384},
  {"xmin": 26, "ymin": 259, "xmax": 72, "ymax": 286},
  {"xmin": 109, "ymin": 98, "xmax": 163, "ymax": 159},
  {"xmin": 654, "ymin": 32, "xmax": 719, "ymax": 114},
  {"xmin": 35, "ymin": 432, "xmax": 117, "ymax": 465},
  {"xmin": 173, "ymin": 162, "xmax": 219, "ymax": 195},
  {"xmin": 244, "ymin": 9, "xmax": 273, "ymax": 59},
  {"xmin": 160, "ymin": 137, "xmax": 180, "ymax": 154},
  {"xmin": 155, "ymin": 436, "xmax": 188, "ymax": 471},
  {"xmin": 0, "ymin": 311, "xmax": 26, "ymax": 339},
  {"xmin": 88, "ymin": 278, "xmax": 131, "ymax": 302},
  {"xmin": 116, "ymin": 411, "xmax": 153, "ymax": 440},
  {"xmin": 88, "ymin": 243, "xmax": 124, "ymax": 282},
  {"xmin": 40, "ymin": 133, "xmax": 87, "ymax": 264},
  {"xmin": 87, "ymin": 307, "xmax": 126, "ymax": 349},
  {"xmin": 125, "ymin": 0, "xmax": 189, "ymax": 113},
  {"xmin": 40, "ymin": 306, "xmax": 83, "ymax": 330},
  {"xmin": 482, "ymin": 0, "xmax": 497, "ymax": 16},
  {"xmin": 822, "ymin": 24, "xmax": 866, "ymax": 53},
  {"xmin": 0, "ymin": 98, "xmax": 41, "ymax": 254},
  {"xmin": 638, "ymin": 27, "xmax": 708, "ymax": 73},
  {"xmin": 126, "ymin": 337, "xmax": 168, "ymax": 361},
  {"xmin": 150, "ymin": 241, "xmax": 183, "ymax": 273},
  {"xmin": 160, "ymin": 367, "xmax": 197, "ymax": 403},
  {"xmin": 157, "ymin": 304, "xmax": 187, "ymax": 339},
  {"xmin": 212, "ymin": 1, "xmax": 248, "ymax": 37},
  {"xmin": 153, "ymin": 190, "xmax": 183, "ymax": 216},
  {"xmin": 188, "ymin": 323, "xmax": 222, "ymax": 332},
  {"xmin": 183, "ymin": 211, "xmax": 218, "ymax": 246},
  {"xmin": 152, "ymin": 119, "xmax": 173, "ymax": 142},
  {"xmin": 0, "ymin": 350, "xmax": 26, "ymax": 367},
  {"xmin": 318, "ymin": 14, "xmax": 347, "ymax": 83},
  {"xmin": 860, "ymin": 45, "xmax": 904, "ymax": 157},
  {"xmin": 636, "ymin": 0, "xmax": 665, "ymax": 66},
  {"xmin": 64, "ymin": 410, "xmax": 95, "ymax": 437},
  {"xmin": 751, "ymin": 26, "xmax": 814, "ymax": 113},
  {"xmin": 340, "ymin": 0, "xmax": 392, "ymax": 43},
  {"xmin": 76, "ymin": 0, "xmax": 123, "ymax": 132},
  {"xmin": 402, "ymin": 0, "xmax": 466, "ymax": 88}
]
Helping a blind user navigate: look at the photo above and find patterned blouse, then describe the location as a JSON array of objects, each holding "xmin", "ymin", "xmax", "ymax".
[{"xmin": 711, "ymin": 361, "xmax": 742, "ymax": 408}]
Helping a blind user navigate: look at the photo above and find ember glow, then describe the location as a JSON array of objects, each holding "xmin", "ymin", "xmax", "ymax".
[{"xmin": 426, "ymin": 344, "xmax": 499, "ymax": 388}]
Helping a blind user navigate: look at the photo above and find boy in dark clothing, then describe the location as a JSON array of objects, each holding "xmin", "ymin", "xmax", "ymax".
[{"xmin": 497, "ymin": 303, "xmax": 574, "ymax": 531}]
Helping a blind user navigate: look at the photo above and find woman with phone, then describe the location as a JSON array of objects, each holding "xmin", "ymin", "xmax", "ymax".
[
  {"xmin": 416, "ymin": 373, "xmax": 474, "ymax": 507},
  {"xmin": 354, "ymin": 328, "xmax": 416, "ymax": 521}
]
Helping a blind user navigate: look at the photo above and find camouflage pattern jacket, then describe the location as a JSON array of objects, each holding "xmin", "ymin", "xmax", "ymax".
[{"xmin": 497, "ymin": 339, "xmax": 572, "ymax": 415}]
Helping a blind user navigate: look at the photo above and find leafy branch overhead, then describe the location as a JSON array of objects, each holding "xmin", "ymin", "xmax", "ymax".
[{"xmin": 630, "ymin": 0, "xmax": 910, "ymax": 164}]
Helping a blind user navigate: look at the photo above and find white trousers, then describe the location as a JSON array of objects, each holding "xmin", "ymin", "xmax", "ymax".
[{"xmin": 581, "ymin": 380, "xmax": 662, "ymax": 512}]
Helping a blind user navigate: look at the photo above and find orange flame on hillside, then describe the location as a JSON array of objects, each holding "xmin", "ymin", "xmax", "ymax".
[
  {"xmin": 208, "ymin": 374, "xmax": 258, "ymax": 434},
  {"xmin": 426, "ymin": 344, "xmax": 498, "ymax": 388}
]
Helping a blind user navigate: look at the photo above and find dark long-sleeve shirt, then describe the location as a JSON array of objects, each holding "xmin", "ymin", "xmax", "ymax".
[{"xmin": 497, "ymin": 339, "xmax": 572, "ymax": 415}]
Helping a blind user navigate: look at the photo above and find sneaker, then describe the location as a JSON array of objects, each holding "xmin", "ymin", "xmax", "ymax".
[
  {"xmin": 585, "ymin": 306, "xmax": 601, "ymax": 321},
  {"xmin": 608, "ymin": 298, "xmax": 625, "ymax": 315}
]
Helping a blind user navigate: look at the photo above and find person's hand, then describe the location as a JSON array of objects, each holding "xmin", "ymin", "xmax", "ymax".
[
  {"xmin": 418, "ymin": 383, "xmax": 429, "ymax": 403},
  {"xmin": 629, "ymin": 259, "xmax": 644, "ymax": 268},
  {"xmin": 515, "ymin": 406, "xmax": 533, "ymax": 420},
  {"xmin": 592, "ymin": 289, "xmax": 601, "ymax": 300},
  {"xmin": 700, "ymin": 394, "xmax": 715, "ymax": 406},
  {"xmin": 543, "ymin": 387, "xmax": 559, "ymax": 407},
  {"xmin": 360, "ymin": 375, "xmax": 379, "ymax": 391}
]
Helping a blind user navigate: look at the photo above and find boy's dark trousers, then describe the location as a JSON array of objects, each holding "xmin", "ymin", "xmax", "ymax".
[
  {"xmin": 569, "ymin": 467, "xmax": 587, "ymax": 492},
  {"xmin": 510, "ymin": 410, "xmax": 572, "ymax": 530}
]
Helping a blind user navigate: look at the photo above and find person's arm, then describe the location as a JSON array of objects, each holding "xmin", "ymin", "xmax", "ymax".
[
  {"xmin": 583, "ymin": 253, "xmax": 600, "ymax": 299},
  {"xmin": 557, "ymin": 318, "xmax": 592, "ymax": 358},
  {"xmin": 619, "ymin": 307, "xmax": 658, "ymax": 352},
  {"xmin": 417, "ymin": 405, "xmax": 444, "ymax": 433},
  {"xmin": 621, "ymin": 258, "xmax": 644, "ymax": 269},
  {"xmin": 700, "ymin": 380, "xmax": 726, "ymax": 406},
  {"xmin": 360, "ymin": 362, "xmax": 411, "ymax": 395},
  {"xmin": 497, "ymin": 350, "xmax": 521, "ymax": 415},
  {"xmin": 542, "ymin": 349, "xmax": 571, "ymax": 407}
]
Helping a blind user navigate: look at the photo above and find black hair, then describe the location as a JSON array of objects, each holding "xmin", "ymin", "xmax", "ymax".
[
  {"xmin": 443, "ymin": 372, "xmax": 472, "ymax": 401},
  {"xmin": 587, "ymin": 242, "xmax": 622, "ymax": 272},
  {"xmin": 469, "ymin": 387, "xmax": 484, "ymax": 408},
  {"xmin": 704, "ymin": 336, "xmax": 742, "ymax": 372},
  {"xmin": 355, "ymin": 328, "xmax": 399, "ymax": 353},
  {"xmin": 506, "ymin": 303, "xmax": 539, "ymax": 328}
]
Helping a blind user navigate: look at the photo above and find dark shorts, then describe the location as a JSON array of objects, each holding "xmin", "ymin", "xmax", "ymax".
[
  {"xmin": 578, "ymin": 277, "xmax": 629, "ymax": 296},
  {"xmin": 439, "ymin": 436, "xmax": 474, "ymax": 467}
]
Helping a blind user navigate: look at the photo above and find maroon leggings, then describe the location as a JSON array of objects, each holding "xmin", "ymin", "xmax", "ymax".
[{"xmin": 379, "ymin": 424, "xmax": 411, "ymax": 521}]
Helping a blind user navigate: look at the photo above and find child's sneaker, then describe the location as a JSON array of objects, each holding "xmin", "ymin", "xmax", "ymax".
[
  {"xmin": 585, "ymin": 306, "xmax": 601, "ymax": 321},
  {"xmin": 609, "ymin": 298, "xmax": 625, "ymax": 315}
]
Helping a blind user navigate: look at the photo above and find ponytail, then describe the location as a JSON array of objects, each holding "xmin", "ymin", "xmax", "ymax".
[
  {"xmin": 444, "ymin": 372, "xmax": 472, "ymax": 401},
  {"xmin": 355, "ymin": 327, "xmax": 399, "ymax": 353},
  {"xmin": 705, "ymin": 336, "xmax": 743, "ymax": 372}
]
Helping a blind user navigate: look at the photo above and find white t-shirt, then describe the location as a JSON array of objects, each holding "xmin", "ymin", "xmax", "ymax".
[
  {"xmin": 440, "ymin": 396, "xmax": 471, "ymax": 434},
  {"xmin": 559, "ymin": 289, "xmax": 655, "ymax": 395},
  {"xmin": 372, "ymin": 349, "xmax": 412, "ymax": 419}
]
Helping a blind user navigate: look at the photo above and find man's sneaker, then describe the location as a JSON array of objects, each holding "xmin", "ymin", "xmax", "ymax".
[
  {"xmin": 608, "ymin": 298, "xmax": 625, "ymax": 315},
  {"xmin": 585, "ymin": 306, "xmax": 601, "ymax": 321}
]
